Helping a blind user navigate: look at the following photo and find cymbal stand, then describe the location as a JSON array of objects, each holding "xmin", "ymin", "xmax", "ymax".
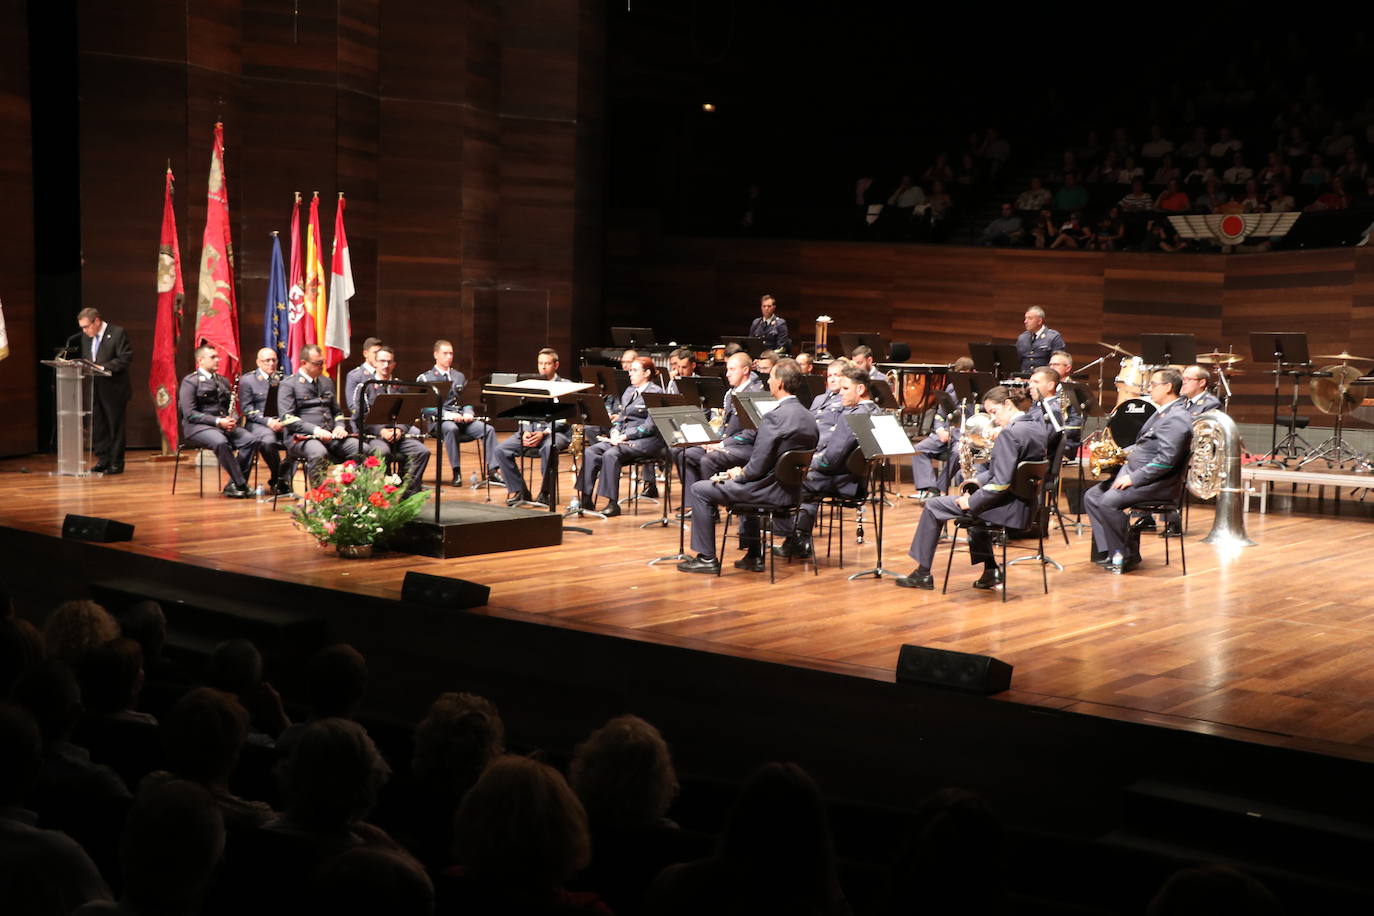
[
  {"xmin": 1257, "ymin": 364, "xmax": 1313, "ymax": 467},
  {"xmin": 1298, "ymin": 397, "xmax": 1363, "ymax": 470}
]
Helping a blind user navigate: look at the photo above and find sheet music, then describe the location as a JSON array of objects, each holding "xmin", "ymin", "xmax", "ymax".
[
  {"xmin": 755, "ymin": 400, "xmax": 781, "ymax": 415},
  {"xmin": 490, "ymin": 378, "xmax": 593, "ymax": 398},
  {"xmin": 871, "ymin": 413, "xmax": 916, "ymax": 456},
  {"xmin": 680, "ymin": 423, "xmax": 712, "ymax": 443}
]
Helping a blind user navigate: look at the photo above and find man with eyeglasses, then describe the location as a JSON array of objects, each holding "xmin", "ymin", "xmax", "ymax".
[
  {"xmin": 239, "ymin": 347, "xmax": 294, "ymax": 496},
  {"xmin": 279, "ymin": 344, "xmax": 360, "ymax": 486},
  {"xmin": 1083, "ymin": 368, "xmax": 1192, "ymax": 573},
  {"xmin": 353, "ymin": 345, "xmax": 429, "ymax": 497}
]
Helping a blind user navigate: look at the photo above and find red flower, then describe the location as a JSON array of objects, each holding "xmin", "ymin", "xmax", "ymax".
[
  {"xmin": 383, "ymin": 484, "xmax": 398, "ymax": 494},
  {"xmin": 340, "ymin": 472, "xmax": 356, "ymax": 485},
  {"xmin": 368, "ymin": 491, "xmax": 388, "ymax": 508},
  {"xmin": 363, "ymin": 455, "xmax": 382, "ymax": 468},
  {"xmin": 342, "ymin": 460, "xmax": 357, "ymax": 471}
]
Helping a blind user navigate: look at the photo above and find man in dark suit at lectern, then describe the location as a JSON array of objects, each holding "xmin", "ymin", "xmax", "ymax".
[{"xmin": 76, "ymin": 308, "xmax": 133, "ymax": 475}]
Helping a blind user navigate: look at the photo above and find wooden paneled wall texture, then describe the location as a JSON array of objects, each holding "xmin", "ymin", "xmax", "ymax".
[
  {"xmin": 0, "ymin": 3, "xmax": 36, "ymax": 456},
  {"xmin": 606, "ymin": 232, "xmax": 1374, "ymax": 426},
  {"xmin": 74, "ymin": 0, "xmax": 603, "ymax": 450}
]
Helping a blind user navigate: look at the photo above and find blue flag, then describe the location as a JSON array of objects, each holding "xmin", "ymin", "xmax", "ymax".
[{"xmin": 265, "ymin": 233, "xmax": 292, "ymax": 373}]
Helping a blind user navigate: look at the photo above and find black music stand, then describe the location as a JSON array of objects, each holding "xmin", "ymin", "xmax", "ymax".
[
  {"xmin": 675, "ymin": 376, "xmax": 727, "ymax": 414},
  {"xmin": 411, "ymin": 378, "xmax": 457, "ymax": 517},
  {"xmin": 868, "ymin": 376, "xmax": 900, "ymax": 410},
  {"xmin": 565, "ymin": 394, "xmax": 616, "ymax": 521},
  {"xmin": 486, "ymin": 379, "xmax": 593, "ymax": 534},
  {"xmin": 732, "ymin": 391, "xmax": 780, "ymax": 430},
  {"xmin": 845, "ymin": 412, "xmax": 916, "ymax": 580},
  {"xmin": 968, "ymin": 342, "xmax": 1021, "ymax": 379},
  {"xmin": 611, "ymin": 327, "xmax": 657, "ymax": 348},
  {"xmin": 802, "ymin": 373, "xmax": 827, "ymax": 403},
  {"xmin": 838, "ymin": 332, "xmax": 890, "ymax": 361},
  {"xmin": 1139, "ymin": 334, "xmax": 1196, "ymax": 367},
  {"xmin": 1248, "ymin": 331, "xmax": 1312, "ymax": 466},
  {"xmin": 643, "ymin": 392, "xmax": 691, "ymax": 409},
  {"xmin": 720, "ymin": 335, "xmax": 765, "ymax": 358},
  {"xmin": 647, "ymin": 406, "xmax": 721, "ymax": 565}
]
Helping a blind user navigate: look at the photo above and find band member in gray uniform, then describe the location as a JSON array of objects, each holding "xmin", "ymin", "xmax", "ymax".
[
  {"xmin": 910, "ymin": 357, "xmax": 976, "ymax": 498},
  {"xmin": 575, "ymin": 357, "xmax": 664, "ymax": 516},
  {"xmin": 678, "ymin": 359, "xmax": 819, "ymax": 574},
  {"xmin": 748, "ymin": 293, "xmax": 791, "ymax": 352},
  {"xmin": 493, "ymin": 348, "xmax": 571, "ymax": 505},
  {"xmin": 279, "ymin": 344, "xmax": 361, "ymax": 486},
  {"xmin": 342, "ymin": 337, "xmax": 383, "ymax": 415},
  {"xmin": 238, "ymin": 347, "xmax": 292, "ymax": 495},
  {"xmin": 1084, "ymin": 368, "xmax": 1193, "ymax": 573},
  {"xmin": 665, "ymin": 348, "xmax": 701, "ymax": 395},
  {"xmin": 850, "ymin": 345, "xmax": 886, "ymax": 381},
  {"xmin": 1180, "ymin": 365, "xmax": 1223, "ymax": 416},
  {"xmin": 773, "ymin": 365, "xmax": 882, "ymax": 559},
  {"xmin": 676, "ymin": 352, "xmax": 765, "ymax": 496},
  {"xmin": 179, "ymin": 345, "xmax": 263, "ymax": 499},
  {"xmin": 353, "ymin": 345, "xmax": 430, "ymax": 497},
  {"xmin": 897, "ymin": 386, "xmax": 1049, "ymax": 591},
  {"xmin": 416, "ymin": 339, "xmax": 500, "ymax": 486},
  {"xmin": 1025, "ymin": 366, "xmax": 1082, "ymax": 439},
  {"xmin": 1016, "ymin": 307, "xmax": 1066, "ymax": 371}
]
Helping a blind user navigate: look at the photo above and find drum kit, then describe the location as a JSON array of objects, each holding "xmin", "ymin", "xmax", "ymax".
[{"xmin": 1295, "ymin": 351, "xmax": 1374, "ymax": 469}]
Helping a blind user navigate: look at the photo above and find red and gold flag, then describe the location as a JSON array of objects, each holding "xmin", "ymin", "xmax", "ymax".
[
  {"xmin": 305, "ymin": 191, "xmax": 329, "ymax": 375},
  {"xmin": 285, "ymin": 191, "xmax": 311, "ymax": 367},
  {"xmin": 149, "ymin": 167, "xmax": 184, "ymax": 449},
  {"xmin": 193, "ymin": 122, "xmax": 241, "ymax": 382}
]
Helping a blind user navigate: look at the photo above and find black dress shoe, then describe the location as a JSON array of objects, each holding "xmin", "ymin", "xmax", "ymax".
[
  {"xmin": 91, "ymin": 463, "xmax": 110, "ymax": 474},
  {"xmin": 223, "ymin": 483, "xmax": 250, "ymax": 499},
  {"xmin": 733, "ymin": 554, "xmax": 766, "ymax": 572},
  {"xmin": 487, "ymin": 469, "xmax": 505, "ymax": 486},
  {"xmin": 1130, "ymin": 516, "xmax": 1157, "ymax": 532},
  {"xmin": 677, "ymin": 555, "xmax": 720, "ymax": 573},
  {"xmin": 895, "ymin": 570, "xmax": 935, "ymax": 589},
  {"xmin": 972, "ymin": 567, "xmax": 1004, "ymax": 589},
  {"xmin": 1108, "ymin": 555, "xmax": 1143, "ymax": 574},
  {"xmin": 451, "ymin": 470, "xmax": 463, "ymax": 487},
  {"xmin": 271, "ymin": 479, "xmax": 295, "ymax": 496},
  {"xmin": 506, "ymin": 492, "xmax": 528, "ymax": 507},
  {"xmin": 1160, "ymin": 521, "xmax": 1183, "ymax": 538},
  {"xmin": 641, "ymin": 484, "xmax": 660, "ymax": 499},
  {"xmin": 104, "ymin": 466, "xmax": 124, "ymax": 475},
  {"xmin": 600, "ymin": 501, "xmax": 622, "ymax": 517}
]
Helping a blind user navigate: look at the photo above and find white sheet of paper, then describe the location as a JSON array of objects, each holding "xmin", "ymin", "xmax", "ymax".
[
  {"xmin": 870, "ymin": 413, "xmax": 916, "ymax": 456},
  {"xmin": 680, "ymin": 423, "xmax": 712, "ymax": 443},
  {"xmin": 755, "ymin": 399, "xmax": 781, "ymax": 415},
  {"xmin": 496, "ymin": 378, "xmax": 593, "ymax": 398}
]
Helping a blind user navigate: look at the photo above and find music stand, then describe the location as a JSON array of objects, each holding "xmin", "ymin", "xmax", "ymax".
[
  {"xmin": 1248, "ymin": 331, "xmax": 1312, "ymax": 466},
  {"xmin": 720, "ymin": 335, "xmax": 765, "ymax": 358},
  {"xmin": 611, "ymin": 327, "xmax": 657, "ymax": 348},
  {"xmin": 647, "ymin": 406, "xmax": 721, "ymax": 564},
  {"xmin": 674, "ymin": 376, "xmax": 727, "ymax": 413},
  {"xmin": 732, "ymin": 391, "xmax": 780, "ymax": 431},
  {"xmin": 867, "ymin": 377, "xmax": 900, "ymax": 410},
  {"xmin": 643, "ymin": 392, "xmax": 691, "ymax": 409},
  {"xmin": 845, "ymin": 412, "xmax": 916, "ymax": 580},
  {"xmin": 566, "ymin": 394, "xmax": 616, "ymax": 521},
  {"xmin": 1139, "ymin": 334, "xmax": 1196, "ymax": 367},
  {"xmin": 968, "ymin": 342, "xmax": 1021, "ymax": 378},
  {"xmin": 485, "ymin": 378, "xmax": 593, "ymax": 531},
  {"xmin": 838, "ymin": 333, "xmax": 890, "ymax": 361},
  {"xmin": 802, "ymin": 374, "xmax": 827, "ymax": 403}
]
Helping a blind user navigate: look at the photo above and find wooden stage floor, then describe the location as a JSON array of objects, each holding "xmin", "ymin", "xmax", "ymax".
[{"xmin": 4, "ymin": 447, "xmax": 1374, "ymax": 764}]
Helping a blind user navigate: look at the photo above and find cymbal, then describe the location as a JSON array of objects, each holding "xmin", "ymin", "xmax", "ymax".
[
  {"xmin": 1098, "ymin": 341, "xmax": 1135, "ymax": 357},
  {"xmin": 1311, "ymin": 364, "xmax": 1365, "ymax": 415},
  {"xmin": 1313, "ymin": 351, "xmax": 1374, "ymax": 363},
  {"xmin": 1197, "ymin": 351, "xmax": 1245, "ymax": 365}
]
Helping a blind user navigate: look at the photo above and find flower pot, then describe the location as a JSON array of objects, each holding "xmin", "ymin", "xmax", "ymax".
[{"xmin": 336, "ymin": 543, "xmax": 374, "ymax": 559}]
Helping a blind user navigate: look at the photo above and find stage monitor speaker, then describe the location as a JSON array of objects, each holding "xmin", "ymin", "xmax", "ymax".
[
  {"xmin": 896, "ymin": 644, "xmax": 1012, "ymax": 695},
  {"xmin": 62, "ymin": 514, "xmax": 134, "ymax": 543},
  {"xmin": 402, "ymin": 571, "xmax": 491, "ymax": 609}
]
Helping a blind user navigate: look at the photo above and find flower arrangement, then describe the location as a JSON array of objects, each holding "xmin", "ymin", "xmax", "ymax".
[{"xmin": 290, "ymin": 455, "xmax": 430, "ymax": 555}]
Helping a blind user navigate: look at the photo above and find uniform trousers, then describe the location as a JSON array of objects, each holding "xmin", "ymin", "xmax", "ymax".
[{"xmin": 184, "ymin": 425, "xmax": 260, "ymax": 488}]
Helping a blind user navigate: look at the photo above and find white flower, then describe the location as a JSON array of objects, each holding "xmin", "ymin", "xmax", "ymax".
[{"xmin": 385, "ymin": 474, "xmax": 402, "ymax": 487}]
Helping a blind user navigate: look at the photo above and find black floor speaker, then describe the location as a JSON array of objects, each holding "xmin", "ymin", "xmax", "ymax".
[
  {"xmin": 895, "ymin": 644, "xmax": 1012, "ymax": 695},
  {"xmin": 62, "ymin": 514, "xmax": 135, "ymax": 543},
  {"xmin": 401, "ymin": 571, "xmax": 491, "ymax": 609}
]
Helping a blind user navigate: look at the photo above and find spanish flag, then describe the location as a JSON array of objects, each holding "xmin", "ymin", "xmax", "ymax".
[{"xmin": 305, "ymin": 191, "xmax": 329, "ymax": 375}]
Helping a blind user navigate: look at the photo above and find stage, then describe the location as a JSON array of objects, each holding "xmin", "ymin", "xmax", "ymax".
[{"xmin": 4, "ymin": 445, "xmax": 1374, "ymax": 768}]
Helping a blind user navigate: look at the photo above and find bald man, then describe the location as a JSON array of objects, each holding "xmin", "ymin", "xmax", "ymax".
[{"xmin": 239, "ymin": 348, "xmax": 292, "ymax": 494}]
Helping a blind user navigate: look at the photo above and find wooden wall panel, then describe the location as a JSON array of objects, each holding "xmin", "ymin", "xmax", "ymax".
[
  {"xmin": 890, "ymin": 247, "xmax": 996, "ymax": 362},
  {"xmin": 0, "ymin": 0, "xmax": 36, "ymax": 456}
]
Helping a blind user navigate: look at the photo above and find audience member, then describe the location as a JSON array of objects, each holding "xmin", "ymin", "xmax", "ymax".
[
  {"xmin": 978, "ymin": 128, "xmax": 1010, "ymax": 178},
  {"xmin": 1015, "ymin": 177, "xmax": 1051, "ymax": 211},
  {"xmin": 921, "ymin": 153, "xmax": 953, "ymax": 185},
  {"xmin": 1335, "ymin": 148, "xmax": 1367, "ymax": 182},
  {"xmin": 276, "ymin": 643, "xmax": 369, "ymax": 757},
  {"xmin": 1301, "ymin": 153, "xmax": 1331, "ymax": 187},
  {"xmin": 1258, "ymin": 150, "xmax": 1291, "ymax": 187},
  {"xmin": 1141, "ymin": 124, "xmax": 1174, "ymax": 160},
  {"xmin": 0, "ymin": 616, "xmax": 42, "ymax": 696},
  {"xmin": 1321, "ymin": 121, "xmax": 1355, "ymax": 159},
  {"xmin": 1209, "ymin": 126, "xmax": 1243, "ymax": 160},
  {"xmin": 1109, "ymin": 126, "xmax": 1135, "ymax": 161},
  {"xmin": 1195, "ymin": 178, "xmax": 1230, "ymax": 214},
  {"xmin": 1222, "ymin": 152, "xmax": 1253, "ymax": 185},
  {"xmin": 1306, "ymin": 180, "xmax": 1349, "ymax": 211},
  {"xmin": 1183, "ymin": 156, "xmax": 1214, "ymax": 188},
  {"xmin": 0, "ymin": 701, "xmax": 111, "ymax": 915},
  {"xmin": 1238, "ymin": 179, "xmax": 1264, "ymax": 212},
  {"xmin": 954, "ymin": 152, "xmax": 979, "ymax": 188},
  {"xmin": 1176, "ymin": 125, "xmax": 1207, "ymax": 162},
  {"xmin": 1119, "ymin": 179, "xmax": 1154, "ymax": 212},
  {"xmin": 1151, "ymin": 153, "xmax": 1180, "ymax": 187},
  {"xmin": 1117, "ymin": 156, "xmax": 1144, "ymax": 184},
  {"xmin": 206, "ymin": 638, "xmax": 290, "ymax": 744},
  {"xmin": 43, "ymin": 600, "xmax": 119, "ymax": 666},
  {"xmin": 1088, "ymin": 151, "xmax": 1121, "ymax": 184},
  {"xmin": 1053, "ymin": 173, "xmax": 1088, "ymax": 211},
  {"xmin": 116, "ymin": 600, "xmax": 191, "ymax": 721},
  {"xmin": 312, "ymin": 846, "xmax": 436, "ymax": 916},
  {"xmin": 1094, "ymin": 207, "xmax": 1125, "ymax": 250},
  {"xmin": 1266, "ymin": 181, "xmax": 1296, "ymax": 212},
  {"xmin": 1146, "ymin": 864, "xmax": 1283, "ymax": 916},
  {"xmin": 1029, "ymin": 209, "xmax": 1058, "ymax": 248},
  {"xmin": 1155, "ymin": 179, "xmax": 1191, "ymax": 212},
  {"xmin": 979, "ymin": 203, "xmax": 1023, "ymax": 246},
  {"xmin": 1050, "ymin": 212, "xmax": 1091, "ymax": 249},
  {"xmin": 1282, "ymin": 125, "xmax": 1310, "ymax": 164},
  {"xmin": 888, "ymin": 788, "xmax": 1007, "ymax": 916},
  {"xmin": 73, "ymin": 639, "xmax": 162, "ymax": 788}
]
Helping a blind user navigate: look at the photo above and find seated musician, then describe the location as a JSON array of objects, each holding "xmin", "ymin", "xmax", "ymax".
[
  {"xmin": 850, "ymin": 345, "xmax": 885, "ymax": 381},
  {"xmin": 748, "ymin": 293, "xmax": 791, "ymax": 352},
  {"xmin": 773, "ymin": 365, "xmax": 882, "ymax": 559},
  {"xmin": 1048, "ymin": 350, "xmax": 1083, "ymax": 457},
  {"xmin": 678, "ymin": 358, "xmax": 820, "ymax": 574},
  {"xmin": 1085, "ymin": 368, "xmax": 1193, "ymax": 573},
  {"xmin": 676, "ymin": 352, "xmax": 766, "ymax": 510},
  {"xmin": 753, "ymin": 350, "xmax": 778, "ymax": 379},
  {"xmin": 573, "ymin": 356, "xmax": 664, "ymax": 517},
  {"xmin": 279, "ymin": 344, "xmax": 360, "ymax": 486},
  {"xmin": 1134, "ymin": 364, "xmax": 1217, "ymax": 537},
  {"xmin": 179, "ymin": 345, "xmax": 265, "ymax": 499},
  {"xmin": 795, "ymin": 352, "xmax": 815, "ymax": 374},
  {"xmin": 238, "ymin": 347, "xmax": 293, "ymax": 496},
  {"xmin": 666, "ymin": 348, "xmax": 701, "ymax": 395},
  {"xmin": 896, "ymin": 385, "xmax": 1048, "ymax": 591},
  {"xmin": 416, "ymin": 339, "xmax": 500, "ymax": 487},
  {"xmin": 1026, "ymin": 365, "xmax": 1082, "ymax": 440},
  {"xmin": 353, "ymin": 345, "xmax": 429, "ymax": 497},
  {"xmin": 342, "ymin": 337, "xmax": 383, "ymax": 416},
  {"xmin": 910, "ymin": 356, "xmax": 976, "ymax": 500},
  {"xmin": 493, "ymin": 347, "xmax": 570, "ymax": 506}
]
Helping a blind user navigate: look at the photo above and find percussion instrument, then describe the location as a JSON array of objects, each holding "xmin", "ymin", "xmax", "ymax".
[
  {"xmin": 1310, "ymin": 364, "xmax": 1365, "ymax": 415},
  {"xmin": 881, "ymin": 362, "xmax": 951, "ymax": 416},
  {"xmin": 1106, "ymin": 397, "xmax": 1157, "ymax": 446},
  {"xmin": 1114, "ymin": 356, "xmax": 1149, "ymax": 403},
  {"xmin": 1312, "ymin": 352, "xmax": 1374, "ymax": 363},
  {"xmin": 1098, "ymin": 341, "xmax": 1136, "ymax": 358},
  {"xmin": 1197, "ymin": 351, "xmax": 1245, "ymax": 366}
]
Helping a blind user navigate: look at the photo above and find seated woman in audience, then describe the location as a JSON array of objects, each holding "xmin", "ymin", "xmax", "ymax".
[
  {"xmin": 887, "ymin": 789, "xmax": 1006, "ymax": 916},
  {"xmin": 1088, "ymin": 150, "xmax": 1121, "ymax": 184},
  {"xmin": 1257, "ymin": 150, "xmax": 1291, "ymax": 188},
  {"xmin": 1049, "ymin": 212, "xmax": 1092, "ymax": 249},
  {"xmin": 1150, "ymin": 153, "xmax": 1179, "ymax": 187},
  {"xmin": 1265, "ymin": 181, "xmax": 1296, "ymax": 213},
  {"xmin": 920, "ymin": 153, "xmax": 953, "ymax": 184},
  {"xmin": 1094, "ymin": 207, "xmax": 1125, "ymax": 251},
  {"xmin": 73, "ymin": 638, "xmax": 162, "ymax": 788},
  {"xmin": 1238, "ymin": 179, "xmax": 1265, "ymax": 213},
  {"xmin": 1029, "ymin": 209, "xmax": 1059, "ymax": 248},
  {"xmin": 1154, "ymin": 179, "xmax": 1191, "ymax": 212},
  {"xmin": 205, "ymin": 638, "xmax": 291, "ymax": 746},
  {"xmin": 1183, "ymin": 156, "xmax": 1214, "ymax": 189},
  {"xmin": 1194, "ymin": 178, "xmax": 1229, "ymax": 214},
  {"xmin": 1305, "ymin": 179, "xmax": 1349, "ymax": 211},
  {"xmin": 1116, "ymin": 156, "xmax": 1144, "ymax": 185},
  {"xmin": 1335, "ymin": 148, "xmax": 1367, "ymax": 183},
  {"xmin": 43, "ymin": 600, "xmax": 119, "ymax": 667},
  {"xmin": 1301, "ymin": 153, "xmax": 1331, "ymax": 188},
  {"xmin": 1119, "ymin": 178, "xmax": 1155, "ymax": 213},
  {"xmin": 1283, "ymin": 125, "xmax": 1310, "ymax": 167}
]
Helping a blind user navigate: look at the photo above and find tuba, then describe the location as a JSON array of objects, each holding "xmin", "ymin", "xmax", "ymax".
[
  {"xmin": 1186, "ymin": 409, "xmax": 1254, "ymax": 547},
  {"xmin": 957, "ymin": 411, "xmax": 998, "ymax": 483}
]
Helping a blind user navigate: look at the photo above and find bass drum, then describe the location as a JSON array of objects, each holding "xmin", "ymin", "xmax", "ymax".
[
  {"xmin": 1114, "ymin": 356, "xmax": 1148, "ymax": 404},
  {"xmin": 1106, "ymin": 397, "xmax": 1156, "ymax": 446}
]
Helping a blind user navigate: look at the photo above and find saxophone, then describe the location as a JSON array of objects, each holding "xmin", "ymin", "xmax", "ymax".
[{"xmin": 957, "ymin": 412, "xmax": 998, "ymax": 483}]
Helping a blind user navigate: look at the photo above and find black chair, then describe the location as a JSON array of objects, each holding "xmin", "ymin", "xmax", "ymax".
[
  {"xmin": 815, "ymin": 447, "xmax": 872, "ymax": 569},
  {"xmin": 1130, "ymin": 476, "xmax": 1189, "ymax": 575},
  {"xmin": 1040, "ymin": 429, "xmax": 1071, "ymax": 547},
  {"xmin": 941, "ymin": 458, "xmax": 1051, "ymax": 602},
  {"xmin": 170, "ymin": 435, "xmax": 224, "ymax": 497},
  {"xmin": 718, "ymin": 448, "xmax": 816, "ymax": 583}
]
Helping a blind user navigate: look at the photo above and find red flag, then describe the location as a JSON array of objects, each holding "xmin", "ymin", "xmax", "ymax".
[
  {"xmin": 149, "ymin": 168, "xmax": 184, "ymax": 450},
  {"xmin": 305, "ymin": 192, "xmax": 329, "ymax": 375},
  {"xmin": 324, "ymin": 194, "xmax": 354, "ymax": 373},
  {"xmin": 286, "ymin": 191, "xmax": 310, "ymax": 367},
  {"xmin": 193, "ymin": 122, "xmax": 241, "ymax": 384}
]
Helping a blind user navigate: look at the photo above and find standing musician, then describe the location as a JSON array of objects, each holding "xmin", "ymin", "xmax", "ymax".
[
  {"xmin": 573, "ymin": 356, "xmax": 664, "ymax": 517},
  {"xmin": 238, "ymin": 347, "xmax": 293, "ymax": 496},
  {"xmin": 748, "ymin": 293, "xmax": 792, "ymax": 352},
  {"xmin": 343, "ymin": 337, "xmax": 384, "ymax": 415},
  {"xmin": 493, "ymin": 347, "xmax": 570, "ymax": 506},
  {"xmin": 773, "ymin": 365, "xmax": 882, "ymax": 560},
  {"xmin": 896, "ymin": 386, "xmax": 1048, "ymax": 591},
  {"xmin": 279, "ymin": 344, "xmax": 360, "ymax": 486},
  {"xmin": 910, "ymin": 356, "xmax": 977, "ymax": 500},
  {"xmin": 678, "ymin": 359, "xmax": 819, "ymax": 574},
  {"xmin": 1084, "ymin": 368, "xmax": 1193, "ymax": 573},
  {"xmin": 850, "ymin": 345, "xmax": 886, "ymax": 381},
  {"xmin": 180, "ymin": 345, "xmax": 264, "ymax": 499},
  {"xmin": 676, "ymin": 351, "xmax": 765, "ymax": 503},
  {"xmin": 353, "ymin": 345, "xmax": 430, "ymax": 498},
  {"xmin": 1016, "ymin": 307, "xmax": 1066, "ymax": 371},
  {"xmin": 416, "ymin": 339, "xmax": 500, "ymax": 487}
]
